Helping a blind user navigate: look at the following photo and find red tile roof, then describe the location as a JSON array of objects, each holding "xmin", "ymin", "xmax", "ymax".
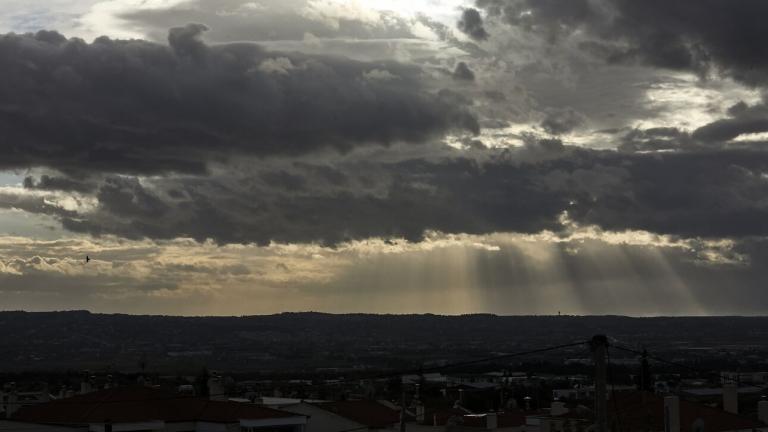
[
  {"xmin": 618, "ymin": 392, "xmax": 763, "ymax": 432},
  {"xmin": 557, "ymin": 391, "xmax": 764, "ymax": 432},
  {"xmin": 12, "ymin": 387, "xmax": 303, "ymax": 425},
  {"xmin": 312, "ymin": 401, "xmax": 400, "ymax": 428}
]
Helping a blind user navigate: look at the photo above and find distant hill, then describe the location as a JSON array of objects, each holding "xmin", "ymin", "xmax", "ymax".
[{"xmin": 1, "ymin": 311, "xmax": 767, "ymax": 372}]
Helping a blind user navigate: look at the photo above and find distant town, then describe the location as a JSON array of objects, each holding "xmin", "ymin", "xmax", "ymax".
[{"xmin": 2, "ymin": 312, "xmax": 768, "ymax": 432}]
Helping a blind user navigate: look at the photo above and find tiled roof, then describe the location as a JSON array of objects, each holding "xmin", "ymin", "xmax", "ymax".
[
  {"xmin": 12, "ymin": 387, "xmax": 303, "ymax": 425},
  {"xmin": 555, "ymin": 391, "xmax": 764, "ymax": 432},
  {"xmin": 621, "ymin": 392, "xmax": 763, "ymax": 432},
  {"xmin": 312, "ymin": 401, "xmax": 400, "ymax": 428}
]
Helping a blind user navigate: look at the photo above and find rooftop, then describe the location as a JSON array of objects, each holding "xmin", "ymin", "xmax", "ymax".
[
  {"xmin": 311, "ymin": 400, "xmax": 400, "ymax": 428},
  {"xmin": 12, "ymin": 386, "xmax": 304, "ymax": 425}
]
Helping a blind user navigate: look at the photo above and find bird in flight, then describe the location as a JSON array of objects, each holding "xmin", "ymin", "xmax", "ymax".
[{"xmin": 86, "ymin": 255, "xmax": 91, "ymax": 263}]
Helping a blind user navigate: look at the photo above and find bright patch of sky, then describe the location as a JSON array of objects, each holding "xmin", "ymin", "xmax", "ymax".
[
  {"xmin": 70, "ymin": 0, "xmax": 470, "ymax": 41},
  {"xmin": 349, "ymin": 0, "xmax": 466, "ymax": 21},
  {"xmin": 0, "ymin": 172, "xmax": 24, "ymax": 187},
  {"xmin": 0, "ymin": 173, "xmax": 74, "ymax": 239},
  {"xmin": 0, "ymin": 0, "xmax": 101, "ymax": 37},
  {"xmin": 732, "ymin": 132, "xmax": 768, "ymax": 142},
  {"xmin": 0, "ymin": 209, "xmax": 67, "ymax": 239},
  {"xmin": 637, "ymin": 73, "xmax": 763, "ymax": 131}
]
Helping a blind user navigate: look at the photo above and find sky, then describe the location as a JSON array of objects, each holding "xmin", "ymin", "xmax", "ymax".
[{"xmin": 1, "ymin": 0, "xmax": 768, "ymax": 316}]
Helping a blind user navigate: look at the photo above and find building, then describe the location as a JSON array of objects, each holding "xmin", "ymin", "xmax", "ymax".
[
  {"xmin": 11, "ymin": 386, "xmax": 307, "ymax": 432},
  {"xmin": 551, "ymin": 386, "xmax": 636, "ymax": 402},
  {"xmin": 537, "ymin": 392, "xmax": 768, "ymax": 432},
  {"xmin": 251, "ymin": 398, "xmax": 327, "ymax": 409},
  {"xmin": 284, "ymin": 400, "xmax": 400, "ymax": 432},
  {"xmin": 0, "ymin": 420, "xmax": 87, "ymax": 432},
  {"xmin": 445, "ymin": 412, "xmax": 531, "ymax": 432},
  {"xmin": 1, "ymin": 382, "xmax": 52, "ymax": 418}
]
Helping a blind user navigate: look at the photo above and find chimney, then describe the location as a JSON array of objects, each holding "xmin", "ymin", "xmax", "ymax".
[
  {"xmin": 664, "ymin": 396, "xmax": 680, "ymax": 432},
  {"xmin": 486, "ymin": 413, "xmax": 498, "ymax": 430},
  {"xmin": 551, "ymin": 401, "xmax": 568, "ymax": 416},
  {"xmin": 416, "ymin": 403, "xmax": 425, "ymax": 423},
  {"xmin": 758, "ymin": 400, "xmax": 768, "ymax": 424},
  {"xmin": 640, "ymin": 349, "xmax": 651, "ymax": 392},
  {"xmin": 723, "ymin": 383, "xmax": 738, "ymax": 414}
]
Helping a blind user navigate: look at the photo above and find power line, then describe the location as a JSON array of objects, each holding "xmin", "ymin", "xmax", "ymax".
[
  {"xmin": 272, "ymin": 340, "xmax": 590, "ymax": 387},
  {"xmin": 612, "ymin": 344, "xmax": 768, "ymax": 392},
  {"xmin": 3, "ymin": 340, "xmax": 591, "ymax": 406},
  {"xmin": 368, "ymin": 340, "xmax": 591, "ymax": 379}
]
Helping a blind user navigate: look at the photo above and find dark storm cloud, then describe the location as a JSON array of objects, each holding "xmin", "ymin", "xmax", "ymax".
[
  {"xmin": 452, "ymin": 62, "xmax": 476, "ymax": 81},
  {"xmin": 476, "ymin": 0, "xmax": 768, "ymax": 85},
  {"xmin": 692, "ymin": 100, "xmax": 768, "ymax": 142},
  {"xmin": 616, "ymin": 101, "xmax": 768, "ymax": 152},
  {"xmin": 457, "ymin": 8, "xmax": 489, "ymax": 41},
  {"xmin": 0, "ymin": 25, "xmax": 478, "ymax": 176},
  {"xmin": 23, "ymin": 175, "xmax": 96, "ymax": 193},
  {"xmin": 694, "ymin": 118, "xmax": 768, "ymax": 143},
  {"xmin": 569, "ymin": 150, "xmax": 768, "ymax": 238},
  {"xmin": 58, "ymin": 152, "xmax": 573, "ymax": 245},
  {"xmin": 618, "ymin": 127, "xmax": 692, "ymax": 153},
  {"xmin": 16, "ymin": 140, "xmax": 768, "ymax": 245}
]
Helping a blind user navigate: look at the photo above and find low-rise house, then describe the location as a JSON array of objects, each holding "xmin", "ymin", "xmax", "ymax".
[
  {"xmin": 537, "ymin": 392, "xmax": 768, "ymax": 432},
  {"xmin": 2, "ymin": 383, "xmax": 52, "ymax": 418},
  {"xmin": 285, "ymin": 400, "xmax": 400, "ymax": 432},
  {"xmin": 11, "ymin": 387, "xmax": 307, "ymax": 432}
]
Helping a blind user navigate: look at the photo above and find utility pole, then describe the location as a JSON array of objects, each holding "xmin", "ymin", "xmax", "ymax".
[
  {"xmin": 640, "ymin": 348, "xmax": 651, "ymax": 392},
  {"xmin": 500, "ymin": 370, "xmax": 507, "ymax": 411},
  {"xmin": 591, "ymin": 335, "xmax": 609, "ymax": 432},
  {"xmin": 400, "ymin": 389, "xmax": 407, "ymax": 432}
]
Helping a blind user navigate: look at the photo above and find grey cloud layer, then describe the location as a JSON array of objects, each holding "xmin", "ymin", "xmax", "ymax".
[
  {"xmin": 13, "ymin": 140, "xmax": 768, "ymax": 245},
  {"xmin": 0, "ymin": 25, "xmax": 478, "ymax": 175},
  {"xmin": 476, "ymin": 0, "xmax": 768, "ymax": 85},
  {"xmin": 693, "ymin": 101, "xmax": 768, "ymax": 142}
]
